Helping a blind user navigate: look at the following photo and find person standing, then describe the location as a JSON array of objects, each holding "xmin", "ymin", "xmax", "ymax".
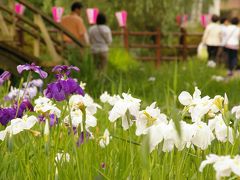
[
  {"xmin": 217, "ymin": 17, "xmax": 229, "ymax": 63},
  {"xmin": 224, "ymin": 17, "xmax": 240, "ymax": 76},
  {"xmin": 61, "ymin": 2, "xmax": 89, "ymax": 45},
  {"xmin": 89, "ymin": 13, "xmax": 112, "ymax": 70},
  {"xmin": 220, "ymin": 17, "xmax": 229, "ymax": 45},
  {"xmin": 202, "ymin": 15, "xmax": 221, "ymax": 62}
]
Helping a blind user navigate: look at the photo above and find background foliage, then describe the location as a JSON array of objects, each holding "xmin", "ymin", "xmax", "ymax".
[{"xmin": 24, "ymin": 0, "xmax": 214, "ymax": 32}]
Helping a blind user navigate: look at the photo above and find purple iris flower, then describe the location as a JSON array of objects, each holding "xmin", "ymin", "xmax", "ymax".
[
  {"xmin": 0, "ymin": 71, "xmax": 11, "ymax": 86},
  {"xmin": 52, "ymin": 65, "xmax": 79, "ymax": 79},
  {"xmin": 0, "ymin": 108, "xmax": 16, "ymax": 126},
  {"xmin": 17, "ymin": 99, "xmax": 34, "ymax": 117},
  {"xmin": 44, "ymin": 78, "xmax": 84, "ymax": 101},
  {"xmin": 68, "ymin": 127, "xmax": 78, "ymax": 135},
  {"xmin": 38, "ymin": 115, "xmax": 45, "ymax": 123},
  {"xmin": 0, "ymin": 99, "xmax": 33, "ymax": 126},
  {"xmin": 17, "ymin": 63, "xmax": 48, "ymax": 79},
  {"xmin": 31, "ymin": 79, "xmax": 43, "ymax": 87},
  {"xmin": 101, "ymin": 163, "xmax": 106, "ymax": 169},
  {"xmin": 37, "ymin": 114, "xmax": 58, "ymax": 127},
  {"xmin": 77, "ymin": 131, "xmax": 91, "ymax": 147},
  {"xmin": 24, "ymin": 79, "xmax": 43, "ymax": 88},
  {"xmin": 49, "ymin": 114, "xmax": 58, "ymax": 127}
]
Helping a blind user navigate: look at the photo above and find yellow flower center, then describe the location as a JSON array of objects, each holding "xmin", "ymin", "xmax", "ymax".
[
  {"xmin": 214, "ymin": 97, "xmax": 224, "ymax": 110},
  {"xmin": 143, "ymin": 111, "xmax": 157, "ymax": 127},
  {"xmin": 76, "ymin": 102, "xmax": 85, "ymax": 111}
]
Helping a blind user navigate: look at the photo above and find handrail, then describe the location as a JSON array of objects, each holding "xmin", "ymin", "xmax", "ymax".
[
  {"xmin": 129, "ymin": 31, "xmax": 158, "ymax": 36},
  {"xmin": 112, "ymin": 31, "xmax": 203, "ymax": 37},
  {"xmin": 18, "ymin": 0, "xmax": 84, "ymax": 48}
]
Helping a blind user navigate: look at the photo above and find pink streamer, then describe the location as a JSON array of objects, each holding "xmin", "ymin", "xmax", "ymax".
[
  {"xmin": 176, "ymin": 15, "xmax": 188, "ymax": 26},
  {"xmin": 52, "ymin": 7, "xmax": 64, "ymax": 23},
  {"xmin": 115, "ymin": 10, "xmax": 127, "ymax": 27},
  {"xmin": 15, "ymin": 3, "xmax": 25, "ymax": 15},
  {"xmin": 86, "ymin": 8, "xmax": 99, "ymax": 24},
  {"xmin": 200, "ymin": 14, "xmax": 211, "ymax": 28}
]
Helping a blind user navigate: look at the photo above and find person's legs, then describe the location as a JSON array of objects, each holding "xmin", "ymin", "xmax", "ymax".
[
  {"xmin": 207, "ymin": 45, "xmax": 213, "ymax": 61},
  {"xmin": 207, "ymin": 46, "xmax": 218, "ymax": 61},
  {"xmin": 93, "ymin": 53, "xmax": 100, "ymax": 69},
  {"xmin": 227, "ymin": 48, "xmax": 238, "ymax": 76},
  {"xmin": 225, "ymin": 48, "xmax": 231, "ymax": 75},
  {"xmin": 224, "ymin": 47, "xmax": 229, "ymax": 66},
  {"xmin": 229, "ymin": 49, "xmax": 238, "ymax": 71},
  {"xmin": 222, "ymin": 47, "xmax": 228, "ymax": 65},
  {"xmin": 99, "ymin": 52, "xmax": 108, "ymax": 70},
  {"xmin": 93, "ymin": 52, "xmax": 108, "ymax": 70},
  {"xmin": 211, "ymin": 46, "xmax": 219, "ymax": 62}
]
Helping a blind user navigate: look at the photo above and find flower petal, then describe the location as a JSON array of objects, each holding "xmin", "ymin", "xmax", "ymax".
[{"xmin": 178, "ymin": 91, "xmax": 192, "ymax": 106}]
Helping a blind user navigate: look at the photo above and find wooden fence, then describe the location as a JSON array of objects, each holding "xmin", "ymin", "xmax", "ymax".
[{"xmin": 112, "ymin": 28, "xmax": 203, "ymax": 66}]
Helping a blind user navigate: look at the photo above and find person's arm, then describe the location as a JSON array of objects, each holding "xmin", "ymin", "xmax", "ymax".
[
  {"xmin": 84, "ymin": 33, "xmax": 90, "ymax": 46},
  {"xmin": 77, "ymin": 19, "xmax": 89, "ymax": 46}
]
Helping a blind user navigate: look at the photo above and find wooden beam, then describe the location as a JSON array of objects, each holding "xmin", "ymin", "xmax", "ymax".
[
  {"xmin": 0, "ymin": 11, "xmax": 10, "ymax": 36},
  {"xmin": 8, "ymin": 0, "xmax": 16, "ymax": 37},
  {"xmin": 0, "ymin": 35, "xmax": 13, "ymax": 41},
  {"xmin": 34, "ymin": 14, "xmax": 61, "ymax": 63}
]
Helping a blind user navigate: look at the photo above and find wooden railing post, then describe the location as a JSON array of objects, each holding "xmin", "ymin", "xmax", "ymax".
[
  {"xmin": 180, "ymin": 27, "xmax": 187, "ymax": 60},
  {"xmin": 17, "ymin": 21, "xmax": 24, "ymax": 46},
  {"xmin": 155, "ymin": 28, "xmax": 161, "ymax": 67},
  {"xmin": 123, "ymin": 27, "xmax": 129, "ymax": 51}
]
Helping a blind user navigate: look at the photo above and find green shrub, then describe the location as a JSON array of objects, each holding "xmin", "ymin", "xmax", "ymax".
[{"xmin": 109, "ymin": 48, "xmax": 140, "ymax": 71}]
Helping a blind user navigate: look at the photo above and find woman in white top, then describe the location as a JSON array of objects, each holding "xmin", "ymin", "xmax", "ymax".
[
  {"xmin": 224, "ymin": 17, "xmax": 240, "ymax": 76},
  {"xmin": 89, "ymin": 13, "xmax": 112, "ymax": 70},
  {"xmin": 202, "ymin": 15, "xmax": 221, "ymax": 62},
  {"xmin": 218, "ymin": 17, "xmax": 229, "ymax": 63},
  {"xmin": 220, "ymin": 17, "xmax": 229, "ymax": 46}
]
